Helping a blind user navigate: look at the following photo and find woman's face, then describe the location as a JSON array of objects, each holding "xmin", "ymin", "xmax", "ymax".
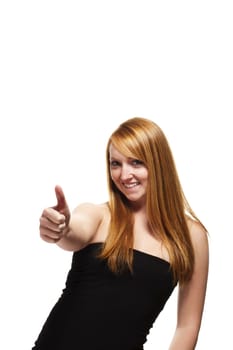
[{"xmin": 109, "ymin": 143, "xmax": 148, "ymax": 208}]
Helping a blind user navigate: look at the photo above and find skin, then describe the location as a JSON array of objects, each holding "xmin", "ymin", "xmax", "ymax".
[
  {"xmin": 40, "ymin": 144, "xmax": 209, "ymax": 349},
  {"xmin": 109, "ymin": 143, "xmax": 148, "ymax": 210}
]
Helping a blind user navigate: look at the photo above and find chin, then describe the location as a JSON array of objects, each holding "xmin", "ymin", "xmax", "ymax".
[{"xmin": 126, "ymin": 194, "xmax": 145, "ymax": 203}]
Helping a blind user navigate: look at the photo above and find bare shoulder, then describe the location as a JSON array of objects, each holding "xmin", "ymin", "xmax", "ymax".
[
  {"xmin": 187, "ymin": 218, "xmax": 209, "ymax": 264},
  {"xmin": 72, "ymin": 201, "xmax": 109, "ymax": 220},
  {"xmin": 187, "ymin": 218, "xmax": 208, "ymax": 244},
  {"xmin": 69, "ymin": 202, "xmax": 110, "ymax": 242}
]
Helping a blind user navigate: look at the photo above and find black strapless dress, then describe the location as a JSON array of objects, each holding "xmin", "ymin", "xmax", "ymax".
[{"xmin": 32, "ymin": 243, "xmax": 176, "ymax": 350}]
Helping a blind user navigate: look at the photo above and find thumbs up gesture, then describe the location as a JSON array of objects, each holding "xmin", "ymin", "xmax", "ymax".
[{"xmin": 40, "ymin": 186, "xmax": 71, "ymax": 243}]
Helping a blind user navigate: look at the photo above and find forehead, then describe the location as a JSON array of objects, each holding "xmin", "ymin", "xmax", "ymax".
[{"xmin": 109, "ymin": 143, "xmax": 129, "ymax": 159}]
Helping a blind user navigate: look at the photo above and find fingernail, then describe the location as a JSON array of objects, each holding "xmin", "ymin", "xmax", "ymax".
[{"xmin": 59, "ymin": 223, "xmax": 65, "ymax": 231}]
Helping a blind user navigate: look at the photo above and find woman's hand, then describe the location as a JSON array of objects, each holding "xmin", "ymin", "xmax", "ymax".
[{"xmin": 39, "ymin": 185, "xmax": 71, "ymax": 243}]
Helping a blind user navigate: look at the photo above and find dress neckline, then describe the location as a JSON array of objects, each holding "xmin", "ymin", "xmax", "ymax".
[{"xmin": 75, "ymin": 242, "xmax": 170, "ymax": 266}]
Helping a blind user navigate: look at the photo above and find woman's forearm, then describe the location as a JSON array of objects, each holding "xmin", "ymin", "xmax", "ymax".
[{"xmin": 168, "ymin": 326, "xmax": 199, "ymax": 350}]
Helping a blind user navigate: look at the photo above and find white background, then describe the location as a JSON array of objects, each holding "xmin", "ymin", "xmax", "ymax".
[{"xmin": 0, "ymin": 1, "xmax": 232, "ymax": 349}]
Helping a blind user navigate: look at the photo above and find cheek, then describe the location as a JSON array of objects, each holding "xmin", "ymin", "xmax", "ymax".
[
  {"xmin": 110, "ymin": 173, "xmax": 121, "ymax": 190},
  {"xmin": 110, "ymin": 169, "xmax": 119, "ymax": 181},
  {"xmin": 110, "ymin": 170, "xmax": 114, "ymax": 180},
  {"xmin": 140, "ymin": 169, "xmax": 149, "ymax": 181}
]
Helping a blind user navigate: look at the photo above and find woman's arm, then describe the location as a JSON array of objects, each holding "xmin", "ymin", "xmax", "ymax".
[
  {"xmin": 169, "ymin": 221, "xmax": 209, "ymax": 350},
  {"xmin": 39, "ymin": 185, "xmax": 104, "ymax": 251},
  {"xmin": 57, "ymin": 202, "xmax": 104, "ymax": 251}
]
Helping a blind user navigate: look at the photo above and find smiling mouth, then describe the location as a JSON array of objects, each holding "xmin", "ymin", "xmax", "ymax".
[{"xmin": 122, "ymin": 182, "xmax": 140, "ymax": 189}]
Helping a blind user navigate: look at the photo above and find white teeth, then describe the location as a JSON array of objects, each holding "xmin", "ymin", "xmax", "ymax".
[{"xmin": 123, "ymin": 182, "xmax": 139, "ymax": 188}]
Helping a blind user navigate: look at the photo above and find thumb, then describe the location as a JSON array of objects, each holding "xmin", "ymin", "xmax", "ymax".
[{"xmin": 54, "ymin": 185, "xmax": 69, "ymax": 215}]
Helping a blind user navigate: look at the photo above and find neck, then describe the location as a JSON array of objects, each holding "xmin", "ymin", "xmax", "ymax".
[{"xmin": 130, "ymin": 199, "xmax": 146, "ymax": 213}]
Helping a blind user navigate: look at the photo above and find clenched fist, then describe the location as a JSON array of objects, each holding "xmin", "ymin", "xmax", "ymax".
[{"xmin": 39, "ymin": 185, "xmax": 71, "ymax": 243}]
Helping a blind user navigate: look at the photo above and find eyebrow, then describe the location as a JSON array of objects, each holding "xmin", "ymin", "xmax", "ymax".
[{"xmin": 109, "ymin": 156, "xmax": 137, "ymax": 161}]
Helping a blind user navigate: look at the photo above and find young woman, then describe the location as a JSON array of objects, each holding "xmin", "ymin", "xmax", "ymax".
[{"xmin": 33, "ymin": 117, "xmax": 209, "ymax": 350}]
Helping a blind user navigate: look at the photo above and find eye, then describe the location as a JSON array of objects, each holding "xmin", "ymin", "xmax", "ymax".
[
  {"xmin": 131, "ymin": 159, "xmax": 144, "ymax": 167},
  {"xmin": 110, "ymin": 160, "xmax": 121, "ymax": 168}
]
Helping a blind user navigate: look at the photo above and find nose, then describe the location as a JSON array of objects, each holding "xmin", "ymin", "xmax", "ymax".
[{"xmin": 120, "ymin": 164, "xmax": 133, "ymax": 181}]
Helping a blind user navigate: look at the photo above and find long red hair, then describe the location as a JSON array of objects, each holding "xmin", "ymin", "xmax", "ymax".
[{"xmin": 99, "ymin": 117, "xmax": 206, "ymax": 284}]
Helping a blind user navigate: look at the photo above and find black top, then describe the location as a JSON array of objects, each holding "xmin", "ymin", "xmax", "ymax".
[{"xmin": 33, "ymin": 243, "xmax": 176, "ymax": 350}]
